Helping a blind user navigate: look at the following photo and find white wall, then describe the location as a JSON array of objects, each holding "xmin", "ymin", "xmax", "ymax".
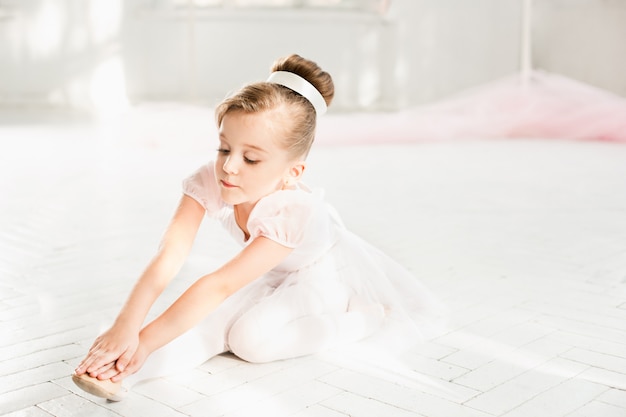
[
  {"xmin": 121, "ymin": 5, "xmax": 398, "ymax": 110},
  {"xmin": 0, "ymin": 0, "xmax": 126, "ymax": 108},
  {"xmin": 388, "ymin": 0, "xmax": 523, "ymax": 107},
  {"xmin": 532, "ymin": 0, "xmax": 626, "ymax": 96},
  {"xmin": 0, "ymin": 0, "xmax": 624, "ymax": 112}
]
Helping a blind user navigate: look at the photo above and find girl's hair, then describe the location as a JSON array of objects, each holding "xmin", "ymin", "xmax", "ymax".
[{"xmin": 215, "ymin": 54, "xmax": 334, "ymax": 159}]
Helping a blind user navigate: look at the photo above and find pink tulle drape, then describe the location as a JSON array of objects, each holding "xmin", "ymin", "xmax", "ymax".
[{"xmin": 316, "ymin": 71, "xmax": 626, "ymax": 145}]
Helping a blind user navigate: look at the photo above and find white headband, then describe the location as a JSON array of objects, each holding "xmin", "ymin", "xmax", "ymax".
[{"xmin": 266, "ymin": 71, "xmax": 327, "ymax": 116}]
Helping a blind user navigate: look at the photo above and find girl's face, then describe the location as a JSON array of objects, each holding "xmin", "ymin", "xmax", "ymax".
[{"xmin": 214, "ymin": 110, "xmax": 303, "ymax": 208}]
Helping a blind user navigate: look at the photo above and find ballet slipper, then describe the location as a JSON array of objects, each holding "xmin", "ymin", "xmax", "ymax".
[{"xmin": 72, "ymin": 373, "xmax": 127, "ymax": 402}]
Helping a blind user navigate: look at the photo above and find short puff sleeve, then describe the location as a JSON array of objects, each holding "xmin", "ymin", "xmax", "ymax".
[
  {"xmin": 247, "ymin": 190, "xmax": 319, "ymax": 248},
  {"xmin": 182, "ymin": 162, "xmax": 224, "ymax": 216}
]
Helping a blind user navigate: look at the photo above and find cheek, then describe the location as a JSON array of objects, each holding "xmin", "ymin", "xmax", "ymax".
[
  {"xmin": 213, "ymin": 159, "xmax": 221, "ymax": 177},
  {"xmin": 251, "ymin": 172, "xmax": 283, "ymax": 192}
]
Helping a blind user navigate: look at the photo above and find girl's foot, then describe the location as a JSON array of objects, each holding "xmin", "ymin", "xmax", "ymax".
[{"xmin": 71, "ymin": 373, "xmax": 127, "ymax": 402}]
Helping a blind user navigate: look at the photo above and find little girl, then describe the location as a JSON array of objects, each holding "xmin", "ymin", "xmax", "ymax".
[{"xmin": 72, "ymin": 54, "xmax": 441, "ymax": 401}]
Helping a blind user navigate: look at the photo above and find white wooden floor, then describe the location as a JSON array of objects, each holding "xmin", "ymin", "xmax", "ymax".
[{"xmin": 1, "ymin": 107, "xmax": 626, "ymax": 417}]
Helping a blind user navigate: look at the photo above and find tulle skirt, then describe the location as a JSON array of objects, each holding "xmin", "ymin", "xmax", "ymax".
[{"xmin": 216, "ymin": 226, "xmax": 445, "ymax": 357}]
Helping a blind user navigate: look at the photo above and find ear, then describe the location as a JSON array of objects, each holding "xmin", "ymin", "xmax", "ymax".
[{"xmin": 285, "ymin": 161, "xmax": 306, "ymax": 185}]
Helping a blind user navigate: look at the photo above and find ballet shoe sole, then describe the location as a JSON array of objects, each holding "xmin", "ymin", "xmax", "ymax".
[{"xmin": 72, "ymin": 373, "xmax": 123, "ymax": 400}]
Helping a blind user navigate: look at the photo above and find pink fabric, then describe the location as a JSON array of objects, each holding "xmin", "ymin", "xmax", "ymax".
[{"xmin": 316, "ymin": 71, "xmax": 626, "ymax": 144}]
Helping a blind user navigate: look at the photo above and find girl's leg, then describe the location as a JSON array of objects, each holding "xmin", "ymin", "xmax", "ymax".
[
  {"xmin": 73, "ymin": 314, "xmax": 229, "ymax": 401},
  {"xmin": 124, "ymin": 320, "xmax": 227, "ymax": 387},
  {"xmin": 123, "ymin": 283, "xmax": 255, "ymax": 387},
  {"xmin": 227, "ymin": 281, "xmax": 384, "ymax": 363}
]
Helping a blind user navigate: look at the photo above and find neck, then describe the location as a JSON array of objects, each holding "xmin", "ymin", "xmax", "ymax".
[
  {"xmin": 233, "ymin": 204, "xmax": 252, "ymax": 241},
  {"xmin": 234, "ymin": 202, "xmax": 254, "ymax": 219}
]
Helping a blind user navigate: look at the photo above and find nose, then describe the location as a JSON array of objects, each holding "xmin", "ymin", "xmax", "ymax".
[{"xmin": 222, "ymin": 155, "xmax": 238, "ymax": 174}]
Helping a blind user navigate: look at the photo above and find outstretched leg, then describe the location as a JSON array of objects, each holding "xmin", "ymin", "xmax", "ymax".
[
  {"xmin": 73, "ymin": 282, "xmax": 258, "ymax": 401},
  {"xmin": 73, "ymin": 316, "xmax": 229, "ymax": 401},
  {"xmin": 123, "ymin": 318, "xmax": 228, "ymax": 387}
]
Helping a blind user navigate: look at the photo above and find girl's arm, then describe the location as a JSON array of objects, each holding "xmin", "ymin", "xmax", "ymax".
[
  {"xmin": 75, "ymin": 195, "xmax": 205, "ymax": 377},
  {"xmin": 113, "ymin": 236, "xmax": 293, "ymax": 381}
]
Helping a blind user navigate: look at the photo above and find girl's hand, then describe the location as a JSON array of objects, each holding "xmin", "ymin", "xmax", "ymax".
[
  {"xmin": 75, "ymin": 325, "xmax": 139, "ymax": 378},
  {"xmin": 110, "ymin": 339, "xmax": 151, "ymax": 382}
]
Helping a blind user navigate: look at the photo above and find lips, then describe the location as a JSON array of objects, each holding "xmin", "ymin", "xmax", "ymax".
[{"xmin": 220, "ymin": 179, "xmax": 238, "ymax": 188}]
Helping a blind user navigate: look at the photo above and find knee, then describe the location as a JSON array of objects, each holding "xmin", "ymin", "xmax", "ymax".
[{"xmin": 228, "ymin": 316, "xmax": 274, "ymax": 363}]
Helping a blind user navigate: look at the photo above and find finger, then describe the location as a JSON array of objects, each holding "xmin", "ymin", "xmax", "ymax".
[
  {"xmin": 74, "ymin": 362, "xmax": 86, "ymax": 375},
  {"xmin": 115, "ymin": 347, "xmax": 136, "ymax": 373},
  {"xmin": 81, "ymin": 351, "xmax": 105, "ymax": 373},
  {"xmin": 76, "ymin": 352, "xmax": 100, "ymax": 375},
  {"xmin": 75, "ymin": 335, "xmax": 110, "ymax": 374},
  {"xmin": 76, "ymin": 346, "xmax": 101, "ymax": 374},
  {"xmin": 95, "ymin": 365, "xmax": 121, "ymax": 380},
  {"xmin": 88, "ymin": 361, "xmax": 116, "ymax": 378},
  {"xmin": 111, "ymin": 357, "xmax": 141, "ymax": 383},
  {"xmin": 111, "ymin": 367, "xmax": 132, "ymax": 383},
  {"xmin": 85, "ymin": 350, "xmax": 122, "ymax": 374}
]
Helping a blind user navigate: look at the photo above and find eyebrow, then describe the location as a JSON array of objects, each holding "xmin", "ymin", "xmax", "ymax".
[
  {"xmin": 243, "ymin": 143, "xmax": 269, "ymax": 153},
  {"xmin": 219, "ymin": 134, "xmax": 269, "ymax": 154}
]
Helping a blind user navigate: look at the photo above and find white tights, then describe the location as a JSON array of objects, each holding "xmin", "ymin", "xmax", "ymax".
[{"xmin": 124, "ymin": 281, "xmax": 384, "ymax": 388}]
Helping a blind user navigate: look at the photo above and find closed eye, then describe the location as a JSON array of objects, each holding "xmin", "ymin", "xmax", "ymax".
[{"xmin": 217, "ymin": 147, "xmax": 259, "ymax": 165}]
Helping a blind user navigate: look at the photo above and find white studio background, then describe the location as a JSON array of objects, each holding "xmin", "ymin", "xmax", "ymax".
[{"xmin": 0, "ymin": 0, "xmax": 625, "ymax": 114}]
